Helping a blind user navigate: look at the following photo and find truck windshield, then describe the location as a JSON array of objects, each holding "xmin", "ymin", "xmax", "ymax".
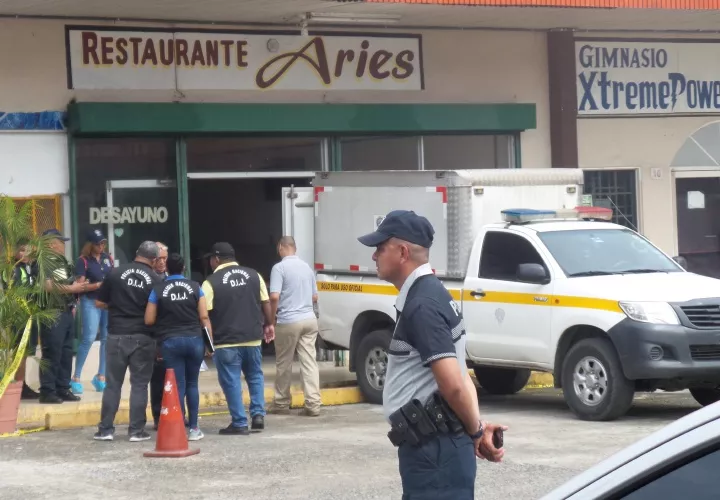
[{"xmin": 538, "ymin": 228, "xmax": 682, "ymax": 277}]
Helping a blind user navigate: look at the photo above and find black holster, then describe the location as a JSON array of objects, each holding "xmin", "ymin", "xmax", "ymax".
[{"xmin": 387, "ymin": 391, "xmax": 464, "ymax": 447}]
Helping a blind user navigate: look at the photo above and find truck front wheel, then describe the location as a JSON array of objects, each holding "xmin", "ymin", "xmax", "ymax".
[
  {"xmin": 473, "ymin": 367, "xmax": 531, "ymax": 395},
  {"xmin": 690, "ymin": 387, "xmax": 720, "ymax": 407},
  {"xmin": 356, "ymin": 329, "xmax": 393, "ymax": 405},
  {"xmin": 561, "ymin": 338, "xmax": 634, "ymax": 421}
]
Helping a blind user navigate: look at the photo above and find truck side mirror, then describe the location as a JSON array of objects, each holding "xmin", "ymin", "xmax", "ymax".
[
  {"xmin": 673, "ymin": 256, "xmax": 688, "ymax": 269},
  {"xmin": 516, "ymin": 263, "xmax": 550, "ymax": 284}
]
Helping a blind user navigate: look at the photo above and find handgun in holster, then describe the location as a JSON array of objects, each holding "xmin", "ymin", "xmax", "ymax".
[{"xmin": 434, "ymin": 392, "xmax": 465, "ymax": 434}]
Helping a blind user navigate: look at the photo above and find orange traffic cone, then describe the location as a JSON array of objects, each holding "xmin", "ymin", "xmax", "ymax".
[{"xmin": 144, "ymin": 368, "xmax": 200, "ymax": 458}]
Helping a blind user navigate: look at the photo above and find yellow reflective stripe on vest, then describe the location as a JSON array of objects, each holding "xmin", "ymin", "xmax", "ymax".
[{"xmin": 317, "ymin": 281, "xmax": 622, "ymax": 313}]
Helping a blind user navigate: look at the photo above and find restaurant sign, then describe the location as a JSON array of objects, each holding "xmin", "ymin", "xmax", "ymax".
[{"xmin": 66, "ymin": 27, "xmax": 424, "ymax": 91}]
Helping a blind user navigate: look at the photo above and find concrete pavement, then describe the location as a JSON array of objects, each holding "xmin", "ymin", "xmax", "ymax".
[{"xmin": 0, "ymin": 389, "xmax": 702, "ymax": 500}]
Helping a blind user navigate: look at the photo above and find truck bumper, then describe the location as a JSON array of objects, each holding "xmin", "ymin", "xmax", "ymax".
[{"xmin": 608, "ymin": 318, "xmax": 720, "ymax": 382}]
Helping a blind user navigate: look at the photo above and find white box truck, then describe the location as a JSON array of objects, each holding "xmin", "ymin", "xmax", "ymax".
[{"xmin": 282, "ymin": 169, "xmax": 720, "ymax": 421}]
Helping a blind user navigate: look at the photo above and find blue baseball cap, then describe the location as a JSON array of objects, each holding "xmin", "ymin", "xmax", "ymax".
[
  {"xmin": 42, "ymin": 228, "xmax": 70, "ymax": 241},
  {"xmin": 358, "ymin": 210, "xmax": 435, "ymax": 249},
  {"xmin": 86, "ymin": 228, "xmax": 107, "ymax": 244}
]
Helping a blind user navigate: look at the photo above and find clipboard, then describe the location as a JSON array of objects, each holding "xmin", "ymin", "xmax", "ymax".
[{"xmin": 202, "ymin": 326, "xmax": 215, "ymax": 353}]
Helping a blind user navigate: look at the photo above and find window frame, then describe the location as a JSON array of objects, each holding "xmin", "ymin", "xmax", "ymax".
[{"xmin": 477, "ymin": 230, "xmax": 551, "ymax": 283}]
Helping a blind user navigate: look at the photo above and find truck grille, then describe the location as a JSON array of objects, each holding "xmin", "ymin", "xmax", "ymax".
[
  {"xmin": 690, "ymin": 345, "xmax": 720, "ymax": 361},
  {"xmin": 680, "ymin": 305, "xmax": 720, "ymax": 328}
]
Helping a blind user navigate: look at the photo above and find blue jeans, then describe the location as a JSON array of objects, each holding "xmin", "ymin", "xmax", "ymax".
[
  {"xmin": 161, "ymin": 335, "xmax": 205, "ymax": 429},
  {"xmin": 398, "ymin": 433, "xmax": 477, "ymax": 499},
  {"xmin": 213, "ymin": 345, "xmax": 265, "ymax": 428},
  {"xmin": 75, "ymin": 295, "xmax": 108, "ymax": 379}
]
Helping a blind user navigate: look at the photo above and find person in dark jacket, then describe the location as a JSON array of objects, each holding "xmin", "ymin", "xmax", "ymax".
[
  {"xmin": 201, "ymin": 242, "xmax": 274, "ymax": 435},
  {"xmin": 145, "ymin": 253, "xmax": 211, "ymax": 441}
]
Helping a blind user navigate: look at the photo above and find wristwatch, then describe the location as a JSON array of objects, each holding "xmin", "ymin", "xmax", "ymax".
[{"xmin": 469, "ymin": 421, "xmax": 484, "ymax": 440}]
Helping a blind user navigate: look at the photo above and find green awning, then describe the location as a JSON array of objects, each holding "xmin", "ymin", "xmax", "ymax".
[{"xmin": 67, "ymin": 102, "xmax": 536, "ymax": 135}]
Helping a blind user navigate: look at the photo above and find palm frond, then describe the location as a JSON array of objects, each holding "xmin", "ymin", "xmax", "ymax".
[{"xmin": 0, "ymin": 194, "xmax": 72, "ymax": 388}]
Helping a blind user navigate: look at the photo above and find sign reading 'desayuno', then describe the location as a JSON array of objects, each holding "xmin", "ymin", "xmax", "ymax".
[
  {"xmin": 576, "ymin": 40, "xmax": 720, "ymax": 116},
  {"xmin": 66, "ymin": 27, "xmax": 423, "ymax": 91}
]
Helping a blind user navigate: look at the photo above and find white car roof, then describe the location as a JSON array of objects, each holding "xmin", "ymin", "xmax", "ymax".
[
  {"xmin": 484, "ymin": 221, "xmax": 628, "ymax": 234},
  {"xmin": 540, "ymin": 402, "xmax": 720, "ymax": 499}
]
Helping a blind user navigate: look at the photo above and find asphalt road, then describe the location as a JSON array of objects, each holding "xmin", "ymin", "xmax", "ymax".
[{"xmin": 0, "ymin": 389, "xmax": 702, "ymax": 500}]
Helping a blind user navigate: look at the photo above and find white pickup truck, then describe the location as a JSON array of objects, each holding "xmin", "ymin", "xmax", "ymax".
[{"xmin": 282, "ymin": 169, "xmax": 720, "ymax": 421}]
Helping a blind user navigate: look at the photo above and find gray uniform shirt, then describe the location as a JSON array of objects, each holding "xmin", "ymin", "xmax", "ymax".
[
  {"xmin": 382, "ymin": 264, "xmax": 468, "ymax": 422},
  {"xmin": 269, "ymin": 255, "xmax": 317, "ymax": 324}
]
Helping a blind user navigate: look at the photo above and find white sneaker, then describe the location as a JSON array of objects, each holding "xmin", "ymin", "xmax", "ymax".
[
  {"xmin": 200, "ymin": 361, "xmax": 208, "ymax": 372},
  {"xmin": 188, "ymin": 428, "xmax": 204, "ymax": 441},
  {"xmin": 129, "ymin": 431, "xmax": 152, "ymax": 442}
]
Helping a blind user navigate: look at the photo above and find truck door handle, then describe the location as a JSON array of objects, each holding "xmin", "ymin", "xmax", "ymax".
[{"xmin": 470, "ymin": 290, "xmax": 486, "ymax": 298}]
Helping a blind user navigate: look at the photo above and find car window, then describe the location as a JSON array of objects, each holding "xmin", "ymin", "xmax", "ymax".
[
  {"xmin": 479, "ymin": 231, "xmax": 547, "ymax": 281},
  {"xmin": 538, "ymin": 228, "xmax": 681, "ymax": 277},
  {"xmin": 617, "ymin": 446, "xmax": 720, "ymax": 499}
]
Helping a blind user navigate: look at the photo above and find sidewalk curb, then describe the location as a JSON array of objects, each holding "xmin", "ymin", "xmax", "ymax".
[
  {"xmin": 526, "ymin": 372, "xmax": 554, "ymax": 389},
  {"xmin": 21, "ymin": 383, "xmax": 364, "ymax": 431},
  {"xmin": 19, "ymin": 371, "xmax": 554, "ymax": 431}
]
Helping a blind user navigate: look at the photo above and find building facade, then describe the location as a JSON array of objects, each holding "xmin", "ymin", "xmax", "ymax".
[{"xmin": 2, "ymin": 1, "xmax": 719, "ymax": 279}]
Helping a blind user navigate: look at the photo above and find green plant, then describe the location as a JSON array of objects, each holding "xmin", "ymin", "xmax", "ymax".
[{"xmin": 0, "ymin": 195, "xmax": 67, "ymax": 397}]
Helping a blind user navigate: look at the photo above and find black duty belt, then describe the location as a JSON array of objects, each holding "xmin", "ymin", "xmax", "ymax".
[{"xmin": 387, "ymin": 391, "xmax": 465, "ymax": 447}]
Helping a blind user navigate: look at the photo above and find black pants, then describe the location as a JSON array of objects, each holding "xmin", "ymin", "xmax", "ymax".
[
  {"xmin": 150, "ymin": 357, "xmax": 166, "ymax": 425},
  {"xmin": 39, "ymin": 309, "xmax": 74, "ymax": 397},
  {"xmin": 99, "ymin": 334, "xmax": 155, "ymax": 435},
  {"xmin": 398, "ymin": 433, "xmax": 477, "ymax": 500}
]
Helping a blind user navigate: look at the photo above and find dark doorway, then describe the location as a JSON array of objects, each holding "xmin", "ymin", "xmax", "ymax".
[{"xmin": 676, "ymin": 177, "xmax": 720, "ymax": 278}]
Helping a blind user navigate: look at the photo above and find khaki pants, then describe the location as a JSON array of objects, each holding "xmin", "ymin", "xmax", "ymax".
[{"xmin": 273, "ymin": 318, "xmax": 321, "ymax": 411}]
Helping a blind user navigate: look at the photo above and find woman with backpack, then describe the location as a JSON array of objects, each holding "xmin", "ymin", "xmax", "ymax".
[{"xmin": 71, "ymin": 228, "xmax": 113, "ymax": 394}]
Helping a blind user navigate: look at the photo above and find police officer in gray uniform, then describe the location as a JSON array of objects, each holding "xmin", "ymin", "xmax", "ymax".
[{"xmin": 358, "ymin": 210, "xmax": 508, "ymax": 500}]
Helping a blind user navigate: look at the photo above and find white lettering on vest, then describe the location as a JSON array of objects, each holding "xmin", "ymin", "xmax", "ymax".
[
  {"xmin": 162, "ymin": 281, "xmax": 195, "ymax": 298},
  {"xmin": 222, "ymin": 268, "xmax": 251, "ymax": 285}
]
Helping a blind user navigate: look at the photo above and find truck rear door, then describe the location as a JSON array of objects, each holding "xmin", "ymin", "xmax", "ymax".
[
  {"xmin": 281, "ymin": 186, "xmax": 314, "ymax": 266},
  {"xmin": 463, "ymin": 229, "xmax": 554, "ymax": 366}
]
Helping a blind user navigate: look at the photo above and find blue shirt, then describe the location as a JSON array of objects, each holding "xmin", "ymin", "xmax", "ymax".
[
  {"xmin": 76, "ymin": 253, "xmax": 113, "ymax": 300},
  {"xmin": 148, "ymin": 274, "xmax": 205, "ymax": 304}
]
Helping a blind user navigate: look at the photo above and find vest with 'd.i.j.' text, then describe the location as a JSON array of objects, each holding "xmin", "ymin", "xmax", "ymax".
[{"xmin": 207, "ymin": 264, "xmax": 263, "ymax": 345}]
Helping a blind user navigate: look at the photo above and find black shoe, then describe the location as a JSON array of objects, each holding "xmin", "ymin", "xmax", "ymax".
[
  {"xmin": 251, "ymin": 415, "xmax": 264, "ymax": 431},
  {"xmin": 93, "ymin": 430, "xmax": 114, "ymax": 441},
  {"xmin": 21, "ymin": 383, "xmax": 40, "ymax": 400},
  {"xmin": 129, "ymin": 431, "xmax": 152, "ymax": 442},
  {"xmin": 57, "ymin": 390, "xmax": 81, "ymax": 402},
  {"xmin": 219, "ymin": 425, "xmax": 249, "ymax": 436},
  {"xmin": 38, "ymin": 394, "xmax": 63, "ymax": 404}
]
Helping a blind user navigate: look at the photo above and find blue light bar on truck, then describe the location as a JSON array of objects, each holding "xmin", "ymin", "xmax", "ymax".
[{"xmin": 501, "ymin": 207, "xmax": 613, "ymax": 223}]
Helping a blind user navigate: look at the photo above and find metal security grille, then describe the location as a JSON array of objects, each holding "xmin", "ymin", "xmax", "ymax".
[
  {"xmin": 11, "ymin": 196, "xmax": 63, "ymax": 235},
  {"xmin": 583, "ymin": 170, "xmax": 638, "ymax": 230}
]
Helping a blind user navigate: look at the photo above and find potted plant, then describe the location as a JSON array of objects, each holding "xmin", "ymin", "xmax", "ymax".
[{"xmin": 0, "ymin": 195, "xmax": 63, "ymax": 434}]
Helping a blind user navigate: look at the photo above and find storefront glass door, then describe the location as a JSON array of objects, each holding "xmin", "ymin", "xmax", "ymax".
[{"xmin": 104, "ymin": 180, "xmax": 179, "ymax": 266}]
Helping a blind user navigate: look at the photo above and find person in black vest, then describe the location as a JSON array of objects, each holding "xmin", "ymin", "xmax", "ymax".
[
  {"xmin": 93, "ymin": 241, "xmax": 161, "ymax": 442},
  {"xmin": 201, "ymin": 242, "xmax": 275, "ymax": 435},
  {"xmin": 144, "ymin": 253, "xmax": 211, "ymax": 441}
]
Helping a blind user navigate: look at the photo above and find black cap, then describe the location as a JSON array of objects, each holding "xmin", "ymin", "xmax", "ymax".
[
  {"xmin": 204, "ymin": 242, "xmax": 235, "ymax": 259},
  {"xmin": 86, "ymin": 228, "xmax": 107, "ymax": 244},
  {"xmin": 358, "ymin": 210, "xmax": 434, "ymax": 249},
  {"xmin": 42, "ymin": 228, "xmax": 70, "ymax": 241}
]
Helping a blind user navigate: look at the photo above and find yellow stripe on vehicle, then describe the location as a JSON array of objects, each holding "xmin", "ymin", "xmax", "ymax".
[{"xmin": 317, "ymin": 281, "xmax": 622, "ymax": 313}]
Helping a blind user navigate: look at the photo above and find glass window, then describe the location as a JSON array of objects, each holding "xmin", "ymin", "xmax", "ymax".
[
  {"xmin": 538, "ymin": 229, "xmax": 681, "ymax": 277},
  {"xmin": 75, "ymin": 138, "xmax": 179, "ymax": 266},
  {"xmin": 187, "ymin": 137, "xmax": 325, "ymax": 172},
  {"xmin": 424, "ymin": 135, "xmax": 512, "ymax": 170},
  {"xmin": 620, "ymin": 447, "xmax": 720, "ymax": 499},
  {"xmin": 340, "ymin": 136, "xmax": 419, "ymax": 171},
  {"xmin": 479, "ymin": 231, "xmax": 547, "ymax": 281}
]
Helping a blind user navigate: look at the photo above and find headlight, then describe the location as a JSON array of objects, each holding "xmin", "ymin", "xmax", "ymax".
[{"xmin": 619, "ymin": 301, "xmax": 680, "ymax": 325}]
